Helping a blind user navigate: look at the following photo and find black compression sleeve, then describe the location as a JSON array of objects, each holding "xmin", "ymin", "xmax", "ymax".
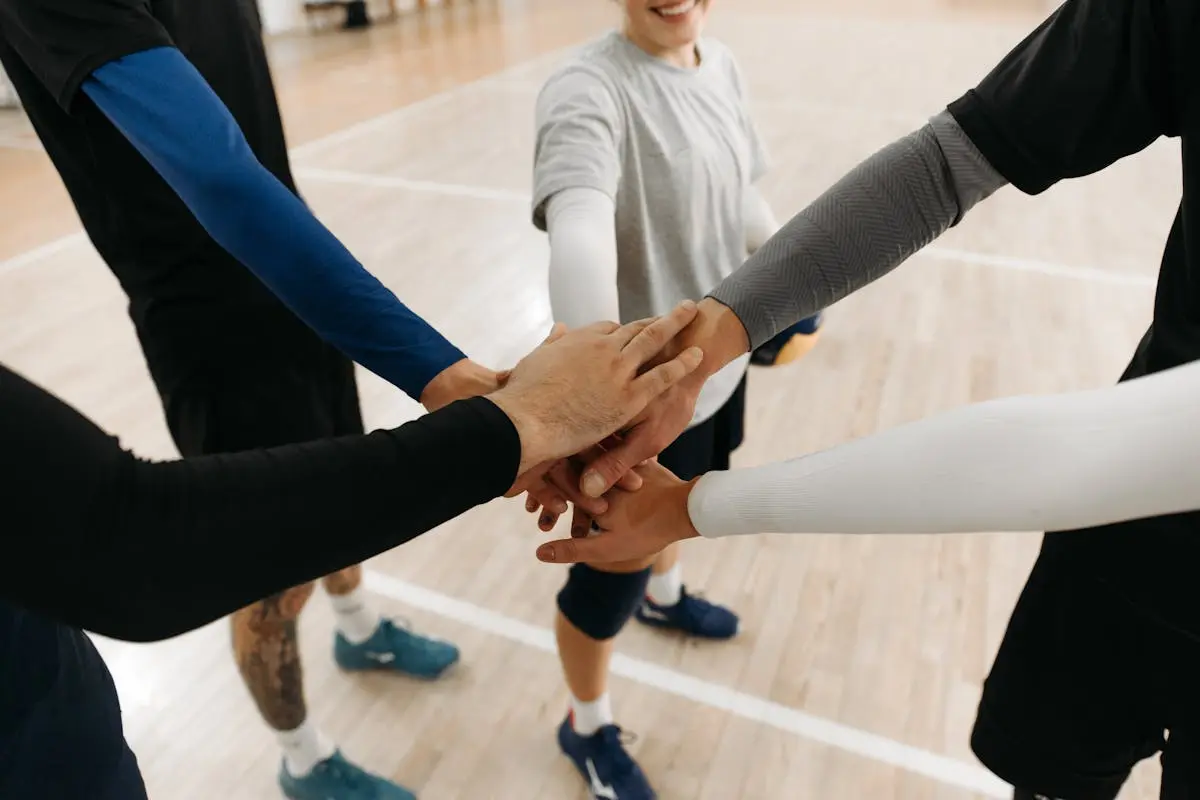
[{"xmin": 1, "ymin": 363, "xmax": 520, "ymax": 642}]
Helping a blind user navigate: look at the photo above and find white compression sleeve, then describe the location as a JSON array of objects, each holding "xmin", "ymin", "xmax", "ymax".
[
  {"xmin": 545, "ymin": 187, "xmax": 620, "ymax": 327},
  {"xmin": 744, "ymin": 185, "xmax": 780, "ymax": 255},
  {"xmin": 688, "ymin": 359, "xmax": 1200, "ymax": 537}
]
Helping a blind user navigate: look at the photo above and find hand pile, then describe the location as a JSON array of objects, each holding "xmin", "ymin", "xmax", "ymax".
[
  {"xmin": 419, "ymin": 298, "xmax": 749, "ymax": 565},
  {"xmin": 421, "ymin": 298, "xmax": 750, "ymax": 567}
]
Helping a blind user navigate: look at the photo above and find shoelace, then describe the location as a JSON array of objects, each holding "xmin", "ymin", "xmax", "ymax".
[
  {"xmin": 380, "ymin": 618, "xmax": 453, "ymax": 649},
  {"xmin": 597, "ymin": 726, "xmax": 640, "ymax": 776}
]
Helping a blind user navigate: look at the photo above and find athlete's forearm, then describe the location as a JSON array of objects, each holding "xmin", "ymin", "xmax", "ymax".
[
  {"xmin": 2, "ymin": 363, "xmax": 519, "ymax": 642},
  {"xmin": 81, "ymin": 47, "xmax": 465, "ymax": 401},
  {"xmin": 545, "ymin": 188, "xmax": 621, "ymax": 326},
  {"xmin": 709, "ymin": 110, "xmax": 1007, "ymax": 350},
  {"xmin": 688, "ymin": 359, "xmax": 1200, "ymax": 537}
]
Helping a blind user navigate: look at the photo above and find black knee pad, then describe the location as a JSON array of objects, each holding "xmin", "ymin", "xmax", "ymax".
[{"xmin": 556, "ymin": 564, "xmax": 651, "ymax": 641}]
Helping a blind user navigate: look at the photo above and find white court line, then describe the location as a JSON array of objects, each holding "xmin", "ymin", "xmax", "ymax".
[
  {"xmin": 0, "ymin": 46, "xmax": 571, "ymax": 278},
  {"xmin": 922, "ymin": 246, "xmax": 1157, "ymax": 288},
  {"xmin": 0, "ymin": 231, "xmax": 89, "ymax": 278},
  {"xmin": 296, "ymin": 168, "xmax": 1156, "ymax": 289},
  {"xmin": 362, "ymin": 570, "xmax": 1011, "ymax": 798},
  {"xmin": 289, "ymin": 47, "xmax": 571, "ymax": 160},
  {"xmin": 294, "ymin": 166, "xmax": 530, "ymax": 203}
]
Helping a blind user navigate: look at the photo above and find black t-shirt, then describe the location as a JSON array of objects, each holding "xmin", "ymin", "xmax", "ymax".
[
  {"xmin": 947, "ymin": 0, "xmax": 1200, "ymax": 637},
  {"xmin": 0, "ymin": 0, "xmax": 323, "ymax": 383}
]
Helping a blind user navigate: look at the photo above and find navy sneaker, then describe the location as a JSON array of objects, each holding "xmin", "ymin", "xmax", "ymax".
[
  {"xmin": 557, "ymin": 716, "xmax": 656, "ymax": 799},
  {"xmin": 634, "ymin": 587, "xmax": 739, "ymax": 640}
]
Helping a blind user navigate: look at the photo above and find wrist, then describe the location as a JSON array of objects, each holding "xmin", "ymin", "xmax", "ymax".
[
  {"xmin": 679, "ymin": 298, "xmax": 750, "ymax": 389},
  {"xmin": 421, "ymin": 359, "xmax": 496, "ymax": 411},
  {"xmin": 672, "ymin": 478, "xmax": 702, "ymax": 542},
  {"xmin": 485, "ymin": 390, "xmax": 550, "ymax": 475}
]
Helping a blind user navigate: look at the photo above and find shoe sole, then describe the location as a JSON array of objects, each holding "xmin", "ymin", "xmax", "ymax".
[{"xmin": 633, "ymin": 612, "xmax": 738, "ymax": 640}]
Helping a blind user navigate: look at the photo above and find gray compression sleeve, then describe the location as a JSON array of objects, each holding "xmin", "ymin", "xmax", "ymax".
[{"xmin": 709, "ymin": 110, "xmax": 1007, "ymax": 348}]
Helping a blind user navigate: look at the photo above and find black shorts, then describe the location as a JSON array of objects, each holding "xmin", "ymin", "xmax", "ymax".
[
  {"xmin": 970, "ymin": 538, "xmax": 1200, "ymax": 799},
  {"xmin": 657, "ymin": 375, "xmax": 746, "ymax": 481},
  {"xmin": 161, "ymin": 344, "xmax": 364, "ymax": 457}
]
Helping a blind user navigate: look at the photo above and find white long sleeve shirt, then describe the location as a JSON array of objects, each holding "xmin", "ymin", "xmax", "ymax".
[{"xmin": 688, "ymin": 357, "xmax": 1200, "ymax": 537}]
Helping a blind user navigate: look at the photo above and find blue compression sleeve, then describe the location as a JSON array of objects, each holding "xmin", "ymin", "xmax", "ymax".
[{"xmin": 81, "ymin": 47, "xmax": 465, "ymax": 401}]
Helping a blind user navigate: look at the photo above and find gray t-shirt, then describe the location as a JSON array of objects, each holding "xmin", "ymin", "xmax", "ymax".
[{"xmin": 532, "ymin": 31, "xmax": 766, "ymax": 421}]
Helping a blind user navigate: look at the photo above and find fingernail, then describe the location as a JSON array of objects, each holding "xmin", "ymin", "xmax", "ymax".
[
  {"xmin": 681, "ymin": 299, "xmax": 696, "ymax": 310},
  {"xmin": 539, "ymin": 514, "xmax": 553, "ymax": 528},
  {"xmin": 552, "ymin": 500, "xmax": 568, "ymax": 515},
  {"xmin": 582, "ymin": 472, "xmax": 605, "ymax": 497},
  {"xmin": 537, "ymin": 544, "xmax": 555, "ymax": 562}
]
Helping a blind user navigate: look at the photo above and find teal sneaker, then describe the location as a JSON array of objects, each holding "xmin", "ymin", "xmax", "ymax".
[
  {"xmin": 278, "ymin": 751, "xmax": 415, "ymax": 800},
  {"xmin": 333, "ymin": 619, "xmax": 459, "ymax": 679}
]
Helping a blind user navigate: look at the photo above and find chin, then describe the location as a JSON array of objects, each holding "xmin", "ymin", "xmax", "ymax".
[{"xmin": 647, "ymin": 0, "xmax": 708, "ymax": 40}]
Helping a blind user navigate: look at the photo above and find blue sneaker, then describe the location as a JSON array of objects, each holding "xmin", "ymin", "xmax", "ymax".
[
  {"xmin": 334, "ymin": 619, "xmax": 459, "ymax": 679},
  {"xmin": 634, "ymin": 588, "xmax": 739, "ymax": 640},
  {"xmin": 557, "ymin": 716, "xmax": 657, "ymax": 799},
  {"xmin": 278, "ymin": 751, "xmax": 415, "ymax": 800}
]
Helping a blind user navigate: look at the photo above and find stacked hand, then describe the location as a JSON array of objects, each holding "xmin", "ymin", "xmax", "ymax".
[
  {"xmin": 518, "ymin": 296, "xmax": 751, "ymax": 534},
  {"xmin": 486, "ymin": 301, "xmax": 709, "ymax": 482},
  {"xmin": 533, "ymin": 460, "xmax": 702, "ymax": 564}
]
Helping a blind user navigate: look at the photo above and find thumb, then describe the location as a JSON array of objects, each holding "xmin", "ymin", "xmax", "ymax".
[
  {"xmin": 580, "ymin": 434, "xmax": 647, "ymax": 498},
  {"xmin": 536, "ymin": 538, "xmax": 596, "ymax": 564}
]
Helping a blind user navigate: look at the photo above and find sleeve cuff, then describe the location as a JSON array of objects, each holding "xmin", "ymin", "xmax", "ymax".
[
  {"xmin": 946, "ymin": 91, "xmax": 1054, "ymax": 196},
  {"xmin": 62, "ymin": 38, "xmax": 174, "ymax": 111}
]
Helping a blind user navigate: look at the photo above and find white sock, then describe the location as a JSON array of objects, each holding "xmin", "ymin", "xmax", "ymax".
[
  {"xmin": 329, "ymin": 586, "xmax": 382, "ymax": 645},
  {"xmin": 646, "ymin": 563, "xmax": 683, "ymax": 607},
  {"xmin": 277, "ymin": 720, "xmax": 337, "ymax": 778},
  {"xmin": 570, "ymin": 692, "xmax": 614, "ymax": 737}
]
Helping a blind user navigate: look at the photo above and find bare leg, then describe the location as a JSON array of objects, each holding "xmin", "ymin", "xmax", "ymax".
[
  {"xmin": 555, "ymin": 556, "xmax": 656, "ymax": 706},
  {"xmin": 650, "ymin": 543, "xmax": 680, "ymax": 576},
  {"xmin": 231, "ymin": 582, "xmax": 316, "ymax": 732}
]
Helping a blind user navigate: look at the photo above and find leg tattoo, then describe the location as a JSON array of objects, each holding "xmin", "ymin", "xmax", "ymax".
[{"xmin": 231, "ymin": 581, "xmax": 315, "ymax": 731}]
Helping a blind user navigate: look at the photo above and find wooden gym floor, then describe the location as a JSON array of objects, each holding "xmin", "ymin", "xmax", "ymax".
[{"xmin": 0, "ymin": 0, "xmax": 1176, "ymax": 797}]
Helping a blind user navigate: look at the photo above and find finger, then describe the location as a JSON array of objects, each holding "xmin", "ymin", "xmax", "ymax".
[
  {"xmin": 529, "ymin": 485, "xmax": 569, "ymax": 516},
  {"xmin": 581, "ymin": 422, "xmax": 662, "ymax": 498},
  {"xmin": 525, "ymin": 495, "xmax": 539, "ymax": 513},
  {"xmin": 546, "ymin": 463, "xmax": 609, "ymax": 517},
  {"xmin": 615, "ymin": 470, "xmax": 643, "ymax": 491},
  {"xmin": 536, "ymin": 537, "xmax": 608, "ymax": 564},
  {"xmin": 619, "ymin": 300, "xmax": 698, "ymax": 364},
  {"xmin": 543, "ymin": 322, "xmax": 568, "ymax": 344},
  {"xmin": 569, "ymin": 506, "xmax": 593, "ymax": 539},
  {"xmin": 538, "ymin": 510, "xmax": 562, "ymax": 531},
  {"xmin": 582, "ymin": 320, "xmax": 621, "ymax": 336},
  {"xmin": 631, "ymin": 347, "xmax": 704, "ymax": 403},
  {"xmin": 606, "ymin": 316, "xmax": 655, "ymax": 349}
]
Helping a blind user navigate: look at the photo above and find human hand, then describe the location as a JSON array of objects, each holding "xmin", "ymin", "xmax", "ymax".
[
  {"xmin": 420, "ymin": 358, "xmax": 507, "ymax": 412},
  {"xmin": 533, "ymin": 461, "xmax": 701, "ymax": 564},
  {"xmin": 575, "ymin": 297, "xmax": 751, "ymax": 498},
  {"xmin": 487, "ymin": 301, "xmax": 705, "ymax": 478},
  {"xmin": 518, "ymin": 441, "xmax": 650, "ymax": 533}
]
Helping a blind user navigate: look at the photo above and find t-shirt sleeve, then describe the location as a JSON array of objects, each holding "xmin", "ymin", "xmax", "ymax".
[
  {"xmin": 0, "ymin": 0, "xmax": 172, "ymax": 109},
  {"xmin": 531, "ymin": 65, "xmax": 623, "ymax": 231},
  {"xmin": 724, "ymin": 48, "xmax": 769, "ymax": 184},
  {"xmin": 946, "ymin": 0, "xmax": 1193, "ymax": 196}
]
